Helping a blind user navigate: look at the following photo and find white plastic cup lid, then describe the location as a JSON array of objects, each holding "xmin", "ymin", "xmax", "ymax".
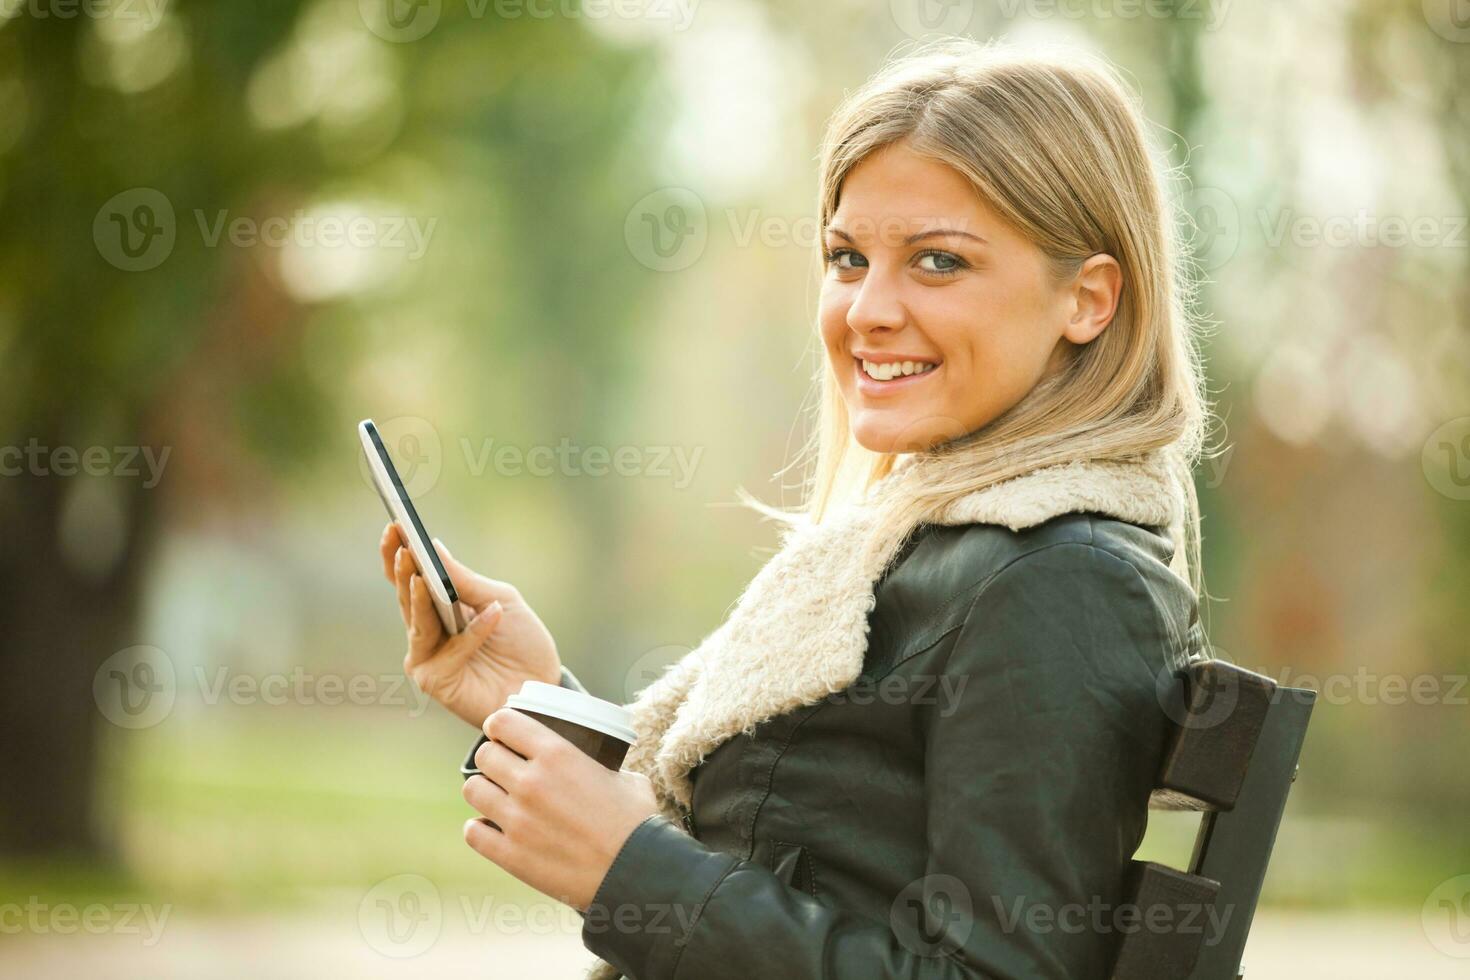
[{"xmin": 506, "ymin": 681, "xmax": 635, "ymax": 745}]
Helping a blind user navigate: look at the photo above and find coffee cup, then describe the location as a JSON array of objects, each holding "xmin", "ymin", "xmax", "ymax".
[{"xmin": 461, "ymin": 681, "xmax": 636, "ymax": 779}]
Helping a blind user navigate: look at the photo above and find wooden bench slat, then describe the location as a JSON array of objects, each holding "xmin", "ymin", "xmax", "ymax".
[
  {"xmin": 1108, "ymin": 861, "xmax": 1222, "ymax": 980},
  {"xmin": 1153, "ymin": 661, "xmax": 1278, "ymax": 812}
]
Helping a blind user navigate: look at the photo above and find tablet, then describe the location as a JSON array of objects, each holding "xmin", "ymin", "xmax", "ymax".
[{"xmin": 359, "ymin": 418, "xmax": 468, "ymax": 635}]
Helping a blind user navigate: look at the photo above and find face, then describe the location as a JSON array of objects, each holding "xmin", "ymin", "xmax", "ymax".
[{"xmin": 819, "ymin": 140, "xmax": 1121, "ymax": 454}]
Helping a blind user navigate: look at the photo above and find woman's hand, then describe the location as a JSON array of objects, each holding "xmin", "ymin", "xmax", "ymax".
[
  {"xmin": 461, "ymin": 707, "xmax": 660, "ymax": 912},
  {"xmin": 380, "ymin": 522, "xmax": 561, "ymax": 728}
]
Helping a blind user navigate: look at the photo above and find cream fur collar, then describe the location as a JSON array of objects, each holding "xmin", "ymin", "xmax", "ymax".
[{"xmin": 624, "ymin": 449, "xmax": 1185, "ymax": 824}]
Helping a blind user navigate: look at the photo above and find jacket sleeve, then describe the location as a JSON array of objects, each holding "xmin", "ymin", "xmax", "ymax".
[
  {"xmin": 461, "ymin": 665, "xmax": 591, "ymax": 774},
  {"xmin": 579, "ymin": 542, "xmax": 1173, "ymax": 980}
]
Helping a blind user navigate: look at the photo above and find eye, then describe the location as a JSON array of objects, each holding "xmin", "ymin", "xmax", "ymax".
[
  {"xmin": 915, "ymin": 249, "xmax": 967, "ymax": 276},
  {"xmin": 823, "ymin": 247, "xmax": 867, "ymax": 272}
]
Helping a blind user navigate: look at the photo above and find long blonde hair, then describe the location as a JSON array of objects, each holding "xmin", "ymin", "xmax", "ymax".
[{"xmin": 739, "ymin": 38, "xmax": 1213, "ymax": 595}]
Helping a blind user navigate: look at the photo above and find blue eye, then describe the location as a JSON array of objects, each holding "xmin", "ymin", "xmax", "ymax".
[
  {"xmin": 916, "ymin": 250, "xmax": 965, "ymax": 275},
  {"xmin": 824, "ymin": 248, "xmax": 867, "ymax": 270}
]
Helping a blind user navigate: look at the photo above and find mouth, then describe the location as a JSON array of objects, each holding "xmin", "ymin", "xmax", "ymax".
[{"xmin": 852, "ymin": 355, "xmax": 941, "ymax": 395}]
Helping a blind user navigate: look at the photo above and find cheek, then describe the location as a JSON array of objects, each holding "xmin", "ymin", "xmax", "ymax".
[
  {"xmin": 928, "ymin": 287, "xmax": 1053, "ymax": 410},
  {"xmin": 818, "ymin": 287, "xmax": 852, "ymax": 356}
]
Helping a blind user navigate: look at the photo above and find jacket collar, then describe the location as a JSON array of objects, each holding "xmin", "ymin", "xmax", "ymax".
[{"xmin": 620, "ymin": 450, "xmax": 1185, "ymax": 824}]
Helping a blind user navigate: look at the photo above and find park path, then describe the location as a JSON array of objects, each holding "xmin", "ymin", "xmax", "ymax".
[{"xmin": 0, "ymin": 909, "xmax": 1458, "ymax": 977}]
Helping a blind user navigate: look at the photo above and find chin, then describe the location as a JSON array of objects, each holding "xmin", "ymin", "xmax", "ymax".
[{"xmin": 850, "ymin": 412, "xmax": 968, "ymax": 455}]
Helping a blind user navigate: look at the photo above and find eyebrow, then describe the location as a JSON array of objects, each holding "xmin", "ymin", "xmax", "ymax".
[{"xmin": 825, "ymin": 226, "xmax": 988, "ymax": 246}]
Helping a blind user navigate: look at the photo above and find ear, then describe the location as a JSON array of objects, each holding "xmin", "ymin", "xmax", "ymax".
[{"xmin": 1062, "ymin": 253, "xmax": 1122, "ymax": 345}]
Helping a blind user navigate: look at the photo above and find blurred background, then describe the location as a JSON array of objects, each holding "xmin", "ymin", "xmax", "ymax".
[{"xmin": 1, "ymin": 0, "xmax": 1467, "ymax": 976}]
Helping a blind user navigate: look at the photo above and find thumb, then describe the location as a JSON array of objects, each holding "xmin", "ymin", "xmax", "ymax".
[
  {"xmin": 463, "ymin": 601, "xmax": 504, "ymax": 641},
  {"xmin": 433, "ymin": 539, "xmax": 513, "ymax": 607}
]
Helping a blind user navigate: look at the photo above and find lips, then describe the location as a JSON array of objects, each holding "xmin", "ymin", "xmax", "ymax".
[{"xmin": 852, "ymin": 356, "xmax": 941, "ymax": 397}]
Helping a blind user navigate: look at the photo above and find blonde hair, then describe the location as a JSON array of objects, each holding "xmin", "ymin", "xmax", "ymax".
[{"xmin": 739, "ymin": 38, "xmax": 1212, "ymax": 595}]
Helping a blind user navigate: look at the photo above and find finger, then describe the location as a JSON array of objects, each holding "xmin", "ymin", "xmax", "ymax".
[
  {"xmin": 464, "ymin": 816, "xmax": 506, "ymax": 859},
  {"xmin": 407, "ymin": 575, "xmax": 444, "ymax": 667},
  {"xmin": 483, "ymin": 706, "xmax": 561, "ymax": 761},
  {"xmin": 432, "ymin": 540, "xmax": 517, "ymax": 608},
  {"xmin": 475, "ymin": 730, "xmax": 531, "ymax": 784},
  {"xmin": 393, "ymin": 547, "xmax": 414, "ymax": 626},
  {"xmin": 461, "ymin": 772, "xmax": 509, "ymax": 820},
  {"xmin": 379, "ymin": 522, "xmax": 402, "ymax": 584}
]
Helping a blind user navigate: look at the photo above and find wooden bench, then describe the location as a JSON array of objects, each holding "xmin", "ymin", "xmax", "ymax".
[{"xmin": 1109, "ymin": 659, "xmax": 1317, "ymax": 979}]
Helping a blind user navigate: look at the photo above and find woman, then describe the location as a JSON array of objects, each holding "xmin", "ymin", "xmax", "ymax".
[{"xmin": 380, "ymin": 38, "xmax": 1210, "ymax": 980}]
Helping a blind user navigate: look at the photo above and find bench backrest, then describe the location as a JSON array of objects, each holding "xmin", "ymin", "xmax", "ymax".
[{"xmin": 1109, "ymin": 660, "xmax": 1317, "ymax": 980}]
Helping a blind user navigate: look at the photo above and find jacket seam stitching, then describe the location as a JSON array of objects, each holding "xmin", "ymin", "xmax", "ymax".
[
  {"xmin": 946, "ymin": 532, "xmax": 1178, "ymax": 756},
  {"xmin": 744, "ymin": 708, "xmax": 821, "ymax": 846},
  {"xmin": 955, "ymin": 534, "xmax": 1159, "ymax": 626},
  {"xmin": 591, "ymin": 812, "xmax": 661, "ymax": 909},
  {"xmin": 880, "ymin": 588, "xmax": 981, "ymax": 665},
  {"xmin": 873, "ymin": 621, "xmax": 964, "ymax": 681},
  {"xmin": 883, "ymin": 519, "xmax": 1139, "ymax": 663},
  {"xmin": 669, "ymin": 858, "xmax": 740, "ymax": 980},
  {"xmin": 869, "ymin": 527, "xmax": 992, "ymax": 666},
  {"xmin": 1079, "ymin": 517, "xmax": 1188, "ymax": 674},
  {"xmin": 769, "ymin": 839, "xmax": 820, "ymax": 899}
]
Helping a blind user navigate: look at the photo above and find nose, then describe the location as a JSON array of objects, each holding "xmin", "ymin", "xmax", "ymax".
[{"xmin": 844, "ymin": 267, "xmax": 907, "ymax": 338}]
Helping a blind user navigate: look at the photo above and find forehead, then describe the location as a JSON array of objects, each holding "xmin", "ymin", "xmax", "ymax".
[{"xmin": 830, "ymin": 142, "xmax": 988, "ymax": 235}]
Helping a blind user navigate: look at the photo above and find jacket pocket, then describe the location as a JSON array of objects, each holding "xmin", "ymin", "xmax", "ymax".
[{"xmin": 769, "ymin": 840, "xmax": 817, "ymax": 898}]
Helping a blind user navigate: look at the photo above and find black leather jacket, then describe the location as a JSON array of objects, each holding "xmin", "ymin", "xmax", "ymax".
[{"xmin": 476, "ymin": 512, "xmax": 1204, "ymax": 979}]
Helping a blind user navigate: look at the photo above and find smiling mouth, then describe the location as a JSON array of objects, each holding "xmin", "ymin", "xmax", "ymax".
[{"xmin": 854, "ymin": 357, "xmax": 941, "ymax": 383}]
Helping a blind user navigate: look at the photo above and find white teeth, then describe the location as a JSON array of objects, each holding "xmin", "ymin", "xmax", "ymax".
[{"xmin": 861, "ymin": 359, "xmax": 937, "ymax": 381}]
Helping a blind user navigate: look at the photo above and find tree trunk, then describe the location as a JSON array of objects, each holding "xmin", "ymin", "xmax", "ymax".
[{"xmin": 0, "ymin": 424, "xmax": 158, "ymax": 858}]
